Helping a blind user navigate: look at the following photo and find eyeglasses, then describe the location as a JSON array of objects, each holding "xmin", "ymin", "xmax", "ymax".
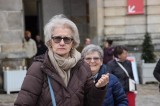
[
  {"xmin": 85, "ymin": 57, "xmax": 101, "ymax": 62},
  {"xmin": 51, "ymin": 36, "xmax": 73, "ymax": 44}
]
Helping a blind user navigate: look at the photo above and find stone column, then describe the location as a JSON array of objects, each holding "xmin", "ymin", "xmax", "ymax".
[
  {"xmin": 89, "ymin": 0, "xmax": 104, "ymax": 45},
  {"xmin": 0, "ymin": 0, "xmax": 25, "ymax": 89}
]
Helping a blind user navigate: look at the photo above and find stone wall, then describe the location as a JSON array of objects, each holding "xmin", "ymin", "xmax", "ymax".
[
  {"xmin": 0, "ymin": 0, "xmax": 24, "ymax": 53},
  {"xmin": 100, "ymin": 0, "xmax": 160, "ymax": 52}
]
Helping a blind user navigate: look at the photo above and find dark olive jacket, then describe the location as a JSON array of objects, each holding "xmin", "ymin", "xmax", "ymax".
[{"xmin": 14, "ymin": 52, "xmax": 106, "ymax": 106}]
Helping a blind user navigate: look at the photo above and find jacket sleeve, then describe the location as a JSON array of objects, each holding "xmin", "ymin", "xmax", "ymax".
[
  {"xmin": 153, "ymin": 59, "xmax": 160, "ymax": 82},
  {"xmin": 83, "ymin": 63, "xmax": 107, "ymax": 106},
  {"xmin": 111, "ymin": 74, "xmax": 128, "ymax": 106},
  {"xmin": 33, "ymin": 40, "xmax": 37, "ymax": 56},
  {"xmin": 14, "ymin": 62, "xmax": 44, "ymax": 106}
]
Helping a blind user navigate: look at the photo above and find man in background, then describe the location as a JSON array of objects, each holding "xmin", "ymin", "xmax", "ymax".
[
  {"xmin": 85, "ymin": 38, "xmax": 91, "ymax": 46},
  {"xmin": 23, "ymin": 30, "xmax": 37, "ymax": 69}
]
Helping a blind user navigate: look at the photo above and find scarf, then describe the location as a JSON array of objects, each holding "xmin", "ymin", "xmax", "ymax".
[{"xmin": 48, "ymin": 48, "xmax": 81, "ymax": 86}]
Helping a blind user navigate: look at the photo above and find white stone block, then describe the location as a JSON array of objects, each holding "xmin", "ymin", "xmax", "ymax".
[
  {"xmin": 148, "ymin": 24, "xmax": 160, "ymax": 33},
  {"xmin": 104, "ymin": 26, "xmax": 125, "ymax": 34},
  {"xmin": 0, "ymin": 0, "xmax": 22, "ymax": 11},
  {"xmin": 124, "ymin": 34, "xmax": 144, "ymax": 40},
  {"xmin": 104, "ymin": 7, "xmax": 126, "ymax": 16},
  {"xmin": 126, "ymin": 16, "xmax": 146, "ymax": 25},
  {"xmin": 104, "ymin": 17, "xmax": 125, "ymax": 25},
  {"xmin": 0, "ymin": 12, "xmax": 8, "ymax": 30},
  {"xmin": 148, "ymin": 6, "xmax": 160, "ymax": 14},
  {"xmin": 125, "ymin": 25, "xmax": 146, "ymax": 34},
  {"xmin": 104, "ymin": 0, "xmax": 126, "ymax": 7},
  {"xmin": 148, "ymin": 15, "xmax": 160, "ymax": 24},
  {"xmin": 147, "ymin": 0, "xmax": 160, "ymax": 6}
]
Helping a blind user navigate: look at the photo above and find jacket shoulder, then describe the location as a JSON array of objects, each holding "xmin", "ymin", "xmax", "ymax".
[{"xmin": 76, "ymin": 59, "xmax": 92, "ymax": 79}]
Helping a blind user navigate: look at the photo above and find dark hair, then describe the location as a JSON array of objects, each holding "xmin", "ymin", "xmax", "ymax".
[
  {"xmin": 113, "ymin": 45, "xmax": 128, "ymax": 58},
  {"xmin": 25, "ymin": 30, "xmax": 31, "ymax": 35},
  {"xmin": 106, "ymin": 39, "xmax": 113, "ymax": 46}
]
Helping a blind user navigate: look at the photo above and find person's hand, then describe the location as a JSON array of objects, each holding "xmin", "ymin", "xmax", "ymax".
[{"xmin": 95, "ymin": 73, "xmax": 109, "ymax": 88}]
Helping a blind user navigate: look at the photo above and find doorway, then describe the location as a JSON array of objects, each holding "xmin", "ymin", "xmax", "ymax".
[{"xmin": 23, "ymin": 0, "xmax": 41, "ymax": 40}]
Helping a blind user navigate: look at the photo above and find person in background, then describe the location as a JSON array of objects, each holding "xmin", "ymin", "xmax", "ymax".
[
  {"xmin": 81, "ymin": 44, "xmax": 128, "ymax": 106},
  {"xmin": 85, "ymin": 38, "xmax": 91, "ymax": 46},
  {"xmin": 35, "ymin": 35, "xmax": 48, "ymax": 56},
  {"xmin": 153, "ymin": 59, "xmax": 160, "ymax": 92},
  {"xmin": 23, "ymin": 30, "xmax": 37, "ymax": 68},
  {"xmin": 77, "ymin": 38, "xmax": 91, "ymax": 52},
  {"xmin": 14, "ymin": 14, "xmax": 109, "ymax": 106},
  {"xmin": 103, "ymin": 39, "xmax": 114, "ymax": 64},
  {"xmin": 107, "ymin": 45, "xmax": 136, "ymax": 106}
]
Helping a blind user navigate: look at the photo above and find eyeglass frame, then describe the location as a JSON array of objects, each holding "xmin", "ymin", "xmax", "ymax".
[
  {"xmin": 84, "ymin": 57, "xmax": 102, "ymax": 62},
  {"xmin": 51, "ymin": 36, "xmax": 73, "ymax": 44}
]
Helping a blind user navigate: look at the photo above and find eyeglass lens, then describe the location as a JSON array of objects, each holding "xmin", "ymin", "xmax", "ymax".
[
  {"xmin": 85, "ymin": 57, "xmax": 101, "ymax": 62},
  {"xmin": 52, "ymin": 36, "xmax": 73, "ymax": 44}
]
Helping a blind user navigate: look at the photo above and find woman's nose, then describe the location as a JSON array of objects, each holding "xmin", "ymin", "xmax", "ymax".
[{"xmin": 59, "ymin": 39, "xmax": 65, "ymax": 45}]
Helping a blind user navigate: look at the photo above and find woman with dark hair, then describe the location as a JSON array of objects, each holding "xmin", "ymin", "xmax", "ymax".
[
  {"xmin": 107, "ymin": 45, "xmax": 136, "ymax": 106},
  {"xmin": 103, "ymin": 39, "xmax": 114, "ymax": 64}
]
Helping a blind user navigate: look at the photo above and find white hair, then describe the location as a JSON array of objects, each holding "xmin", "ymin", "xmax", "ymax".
[
  {"xmin": 44, "ymin": 14, "xmax": 80, "ymax": 48},
  {"xmin": 81, "ymin": 44, "xmax": 104, "ymax": 59}
]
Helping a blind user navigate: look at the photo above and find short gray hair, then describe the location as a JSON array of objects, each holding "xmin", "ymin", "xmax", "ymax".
[
  {"xmin": 44, "ymin": 14, "xmax": 80, "ymax": 48},
  {"xmin": 81, "ymin": 44, "xmax": 104, "ymax": 59}
]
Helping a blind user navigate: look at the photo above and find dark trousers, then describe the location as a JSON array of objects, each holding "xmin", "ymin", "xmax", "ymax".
[{"xmin": 26, "ymin": 58, "xmax": 33, "ymax": 69}]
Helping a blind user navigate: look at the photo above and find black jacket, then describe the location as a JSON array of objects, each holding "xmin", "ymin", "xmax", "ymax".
[
  {"xmin": 153, "ymin": 59, "xmax": 160, "ymax": 82},
  {"xmin": 107, "ymin": 59, "xmax": 134, "ymax": 92}
]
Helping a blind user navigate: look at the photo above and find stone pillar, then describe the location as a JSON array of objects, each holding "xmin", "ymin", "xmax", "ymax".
[
  {"xmin": 0, "ymin": 0, "xmax": 24, "ymax": 53},
  {"xmin": 0, "ymin": 0, "xmax": 25, "ymax": 89},
  {"xmin": 89, "ymin": 0, "xmax": 104, "ymax": 45}
]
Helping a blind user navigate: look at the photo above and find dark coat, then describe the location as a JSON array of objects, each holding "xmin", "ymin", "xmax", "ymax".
[
  {"xmin": 96, "ymin": 65, "xmax": 128, "ymax": 106},
  {"xmin": 153, "ymin": 59, "xmax": 160, "ymax": 82},
  {"xmin": 107, "ymin": 59, "xmax": 134, "ymax": 92},
  {"xmin": 14, "ymin": 52, "xmax": 106, "ymax": 106},
  {"xmin": 103, "ymin": 47, "xmax": 114, "ymax": 64},
  {"xmin": 36, "ymin": 40, "xmax": 47, "ymax": 56}
]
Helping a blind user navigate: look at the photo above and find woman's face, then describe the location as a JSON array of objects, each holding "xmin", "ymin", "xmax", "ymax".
[
  {"xmin": 104, "ymin": 41, "xmax": 109, "ymax": 48},
  {"xmin": 51, "ymin": 27, "xmax": 73, "ymax": 58},
  {"xmin": 84, "ymin": 51, "xmax": 102, "ymax": 76},
  {"xmin": 118, "ymin": 50, "xmax": 128, "ymax": 62}
]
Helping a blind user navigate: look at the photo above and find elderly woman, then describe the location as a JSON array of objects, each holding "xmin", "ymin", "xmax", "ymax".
[
  {"xmin": 81, "ymin": 44, "xmax": 128, "ymax": 106},
  {"xmin": 14, "ymin": 14, "xmax": 109, "ymax": 106}
]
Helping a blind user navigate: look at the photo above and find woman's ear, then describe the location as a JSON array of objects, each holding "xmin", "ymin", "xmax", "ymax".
[{"xmin": 47, "ymin": 40, "xmax": 52, "ymax": 48}]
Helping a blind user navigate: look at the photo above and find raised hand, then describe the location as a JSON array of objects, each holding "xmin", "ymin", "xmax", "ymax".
[{"xmin": 95, "ymin": 73, "xmax": 109, "ymax": 88}]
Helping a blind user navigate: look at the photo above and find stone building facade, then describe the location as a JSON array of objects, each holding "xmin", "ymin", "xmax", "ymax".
[{"xmin": 94, "ymin": 0, "xmax": 160, "ymax": 54}]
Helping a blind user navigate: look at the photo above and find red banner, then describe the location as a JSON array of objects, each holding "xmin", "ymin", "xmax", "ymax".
[{"xmin": 127, "ymin": 0, "xmax": 144, "ymax": 15}]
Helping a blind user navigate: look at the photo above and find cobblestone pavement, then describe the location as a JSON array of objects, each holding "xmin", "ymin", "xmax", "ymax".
[{"xmin": 0, "ymin": 84, "xmax": 160, "ymax": 106}]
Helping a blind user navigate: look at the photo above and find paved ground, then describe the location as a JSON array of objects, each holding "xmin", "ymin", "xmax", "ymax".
[
  {"xmin": 0, "ymin": 84, "xmax": 160, "ymax": 106},
  {"xmin": 136, "ymin": 83, "xmax": 160, "ymax": 106}
]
